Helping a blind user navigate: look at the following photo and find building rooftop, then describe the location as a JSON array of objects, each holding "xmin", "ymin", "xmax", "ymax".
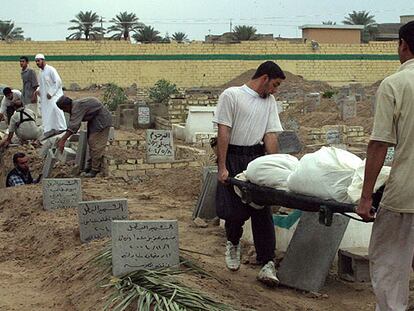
[{"xmin": 299, "ymin": 24, "xmax": 365, "ymax": 30}]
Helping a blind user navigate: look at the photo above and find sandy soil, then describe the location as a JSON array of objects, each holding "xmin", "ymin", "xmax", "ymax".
[{"xmin": 0, "ymin": 163, "xmax": 387, "ymax": 311}]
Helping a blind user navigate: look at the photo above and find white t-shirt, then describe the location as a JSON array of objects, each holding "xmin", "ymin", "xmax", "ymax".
[
  {"xmin": 0, "ymin": 90, "xmax": 22, "ymax": 114},
  {"xmin": 213, "ymin": 85, "xmax": 283, "ymax": 146}
]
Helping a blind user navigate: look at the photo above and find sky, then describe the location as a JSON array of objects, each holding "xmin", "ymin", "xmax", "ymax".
[{"xmin": 2, "ymin": 0, "xmax": 413, "ymax": 41}]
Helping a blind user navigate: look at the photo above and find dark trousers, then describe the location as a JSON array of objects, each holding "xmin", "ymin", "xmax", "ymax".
[{"xmin": 216, "ymin": 144, "xmax": 276, "ymax": 263}]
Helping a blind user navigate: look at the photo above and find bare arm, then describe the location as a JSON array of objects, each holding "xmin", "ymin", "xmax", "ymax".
[
  {"xmin": 56, "ymin": 130, "xmax": 73, "ymax": 152},
  {"xmin": 0, "ymin": 132, "xmax": 13, "ymax": 148},
  {"xmin": 263, "ymin": 132, "xmax": 278, "ymax": 154},
  {"xmin": 217, "ymin": 124, "xmax": 231, "ymax": 184},
  {"xmin": 357, "ymin": 140, "xmax": 390, "ymax": 220}
]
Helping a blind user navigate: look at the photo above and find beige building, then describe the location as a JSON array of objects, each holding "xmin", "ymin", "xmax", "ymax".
[{"xmin": 300, "ymin": 25, "xmax": 364, "ymax": 44}]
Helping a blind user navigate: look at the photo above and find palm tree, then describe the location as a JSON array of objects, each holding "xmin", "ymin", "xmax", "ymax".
[
  {"xmin": 172, "ymin": 32, "xmax": 188, "ymax": 43},
  {"xmin": 107, "ymin": 11, "xmax": 143, "ymax": 40},
  {"xmin": 233, "ymin": 25, "xmax": 257, "ymax": 41},
  {"xmin": 67, "ymin": 11, "xmax": 104, "ymax": 40},
  {"xmin": 343, "ymin": 10, "xmax": 377, "ymax": 42},
  {"xmin": 132, "ymin": 26, "xmax": 161, "ymax": 43},
  {"xmin": 0, "ymin": 20, "xmax": 24, "ymax": 41}
]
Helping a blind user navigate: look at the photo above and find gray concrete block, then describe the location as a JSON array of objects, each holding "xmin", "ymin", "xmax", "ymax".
[
  {"xmin": 277, "ymin": 212, "xmax": 350, "ymax": 292},
  {"xmin": 42, "ymin": 178, "xmax": 82, "ymax": 211},
  {"xmin": 78, "ymin": 199, "xmax": 128, "ymax": 243},
  {"xmin": 42, "ymin": 149, "xmax": 57, "ymax": 178},
  {"xmin": 75, "ymin": 130, "xmax": 87, "ymax": 170},
  {"xmin": 338, "ymin": 247, "xmax": 370, "ymax": 283},
  {"xmin": 193, "ymin": 167, "xmax": 218, "ymax": 220},
  {"xmin": 122, "ymin": 109, "xmax": 135, "ymax": 130},
  {"xmin": 112, "ymin": 220, "xmax": 179, "ymax": 276}
]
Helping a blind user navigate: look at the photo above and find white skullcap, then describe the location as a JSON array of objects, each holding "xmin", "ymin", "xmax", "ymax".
[{"xmin": 35, "ymin": 53, "xmax": 45, "ymax": 60}]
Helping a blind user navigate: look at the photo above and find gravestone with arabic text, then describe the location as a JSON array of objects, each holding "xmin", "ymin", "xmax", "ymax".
[
  {"xmin": 78, "ymin": 199, "xmax": 128, "ymax": 243},
  {"xmin": 112, "ymin": 220, "xmax": 180, "ymax": 276},
  {"xmin": 326, "ymin": 128, "xmax": 342, "ymax": 145},
  {"xmin": 284, "ymin": 117, "xmax": 300, "ymax": 132},
  {"xmin": 138, "ymin": 105, "xmax": 151, "ymax": 128},
  {"xmin": 42, "ymin": 178, "xmax": 82, "ymax": 211},
  {"xmin": 146, "ymin": 130, "xmax": 175, "ymax": 163},
  {"xmin": 304, "ymin": 93, "xmax": 321, "ymax": 113}
]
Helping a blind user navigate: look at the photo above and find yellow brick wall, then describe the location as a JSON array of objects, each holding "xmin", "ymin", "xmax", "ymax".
[{"xmin": 0, "ymin": 40, "xmax": 400, "ymax": 89}]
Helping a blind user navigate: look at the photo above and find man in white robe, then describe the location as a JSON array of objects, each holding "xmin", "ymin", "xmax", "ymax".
[{"xmin": 35, "ymin": 53, "xmax": 66, "ymax": 137}]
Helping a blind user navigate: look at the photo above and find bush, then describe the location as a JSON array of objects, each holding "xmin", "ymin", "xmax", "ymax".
[
  {"xmin": 322, "ymin": 90, "xmax": 336, "ymax": 98},
  {"xmin": 102, "ymin": 83, "xmax": 127, "ymax": 111},
  {"xmin": 148, "ymin": 79, "xmax": 178, "ymax": 104}
]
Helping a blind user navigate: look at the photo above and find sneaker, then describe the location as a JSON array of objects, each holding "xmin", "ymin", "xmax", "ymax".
[
  {"xmin": 225, "ymin": 241, "xmax": 241, "ymax": 271},
  {"xmin": 257, "ymin": 261, "xmax": 279, "ymax": 287}
]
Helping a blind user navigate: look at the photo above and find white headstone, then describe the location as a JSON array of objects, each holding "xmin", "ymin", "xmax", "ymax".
[
  {"xmin": 42, "ymin": 178, "xmax": 82, "ymax": 210},
  {"xmin": 146, "ymin": 130, "xmax": 175, "ymax": 163},
  {"xmin": 78, "ymin": 199, "xmax": 128, "ymax": 243},
  {"xmin": 138, "ymin": 105, "xmax": 151, "ymax": 127},
  {"xmin": 112, "ymin": 220, "xmax": 179, "ymax": 276},
  {"xmin": 340, "ymin": 96, "xmax": 357, "ymax": 120}
]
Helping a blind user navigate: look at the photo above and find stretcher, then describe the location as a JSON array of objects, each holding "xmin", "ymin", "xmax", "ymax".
[{"xmin": 228, "ymin": 177, "xmax": 381, "ymax": 226}]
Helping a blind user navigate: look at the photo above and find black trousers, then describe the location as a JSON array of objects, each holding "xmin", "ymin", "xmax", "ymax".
[{"xmin": 216, "ymin": 144, "xmax": 275, "ymax": 264}]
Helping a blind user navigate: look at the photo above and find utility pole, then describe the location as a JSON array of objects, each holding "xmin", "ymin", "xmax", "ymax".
[{"xmin": 230, "ymin": 19, "xmax": 233, "ymax": 32}]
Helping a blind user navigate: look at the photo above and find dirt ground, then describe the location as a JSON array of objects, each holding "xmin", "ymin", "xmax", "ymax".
[
  {"xmin": 0, "ymin": 162, "xmax": 383, "ymax": 311},
  {"xmin": 0, "ymin": 73, "xmax": 406, "ymax": 311}
]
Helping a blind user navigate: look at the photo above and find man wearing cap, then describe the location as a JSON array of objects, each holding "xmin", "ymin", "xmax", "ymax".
[
  {"xmin": 34, "ymin": 53, "xmax": 66, "ymax": 137},
  {"xmin": 0, "ymin": 87, "xmax": 22, "ymax": 124},
  {"xmin": 56, "ymin": 96, "xmax": 112, "ymax": 178}
]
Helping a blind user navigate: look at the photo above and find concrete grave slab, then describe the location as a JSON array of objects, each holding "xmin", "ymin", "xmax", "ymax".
[
  {"xmin": 42, "ymin": 149, "xmax": 57, "ymax": 178},
  {"xmin": 42, "ymin": 178, "xmax": 82, "ymax": 211},
  {"xmin": 304, "ymin": 93, "xmax": 321, "ymax": 113},
  {"xmin": 184, "ymin": 106, "xmax": 216, "ymax": 143},
  {"xmin": 146, "ymin": 130, "xmax": 175, "ymax": 163},
  {"xmin": 278, "ymin": 131, "xmax": 302, "ymax": 154},
  {"xmin": 78, "ymin": 199, "xmax": 128, "ymax": 243},
  {"xmin": 112, "ymin": 220, "xmax": 179, "ymax": 276},
  {"xmin": 75, "ymin": 130, "xmax": 87, "ymax": 170},
  {"xmin": 326, "ymin": 128, "xmax": 342, "ymax": 145},
  {"xmin": 122, "ymin": 109, "xmax": 135, "ymax": 130},
  {"xmin": 284, "ymin": 117, "xmax": 300, "ymax": 132},
  {"xmin": 277, "ymin": 212, "xmax": 350, "ymax": 292},
  {"xmin": 340, "ymin": 96, "xmax": 357, "ymax": 120},
  {"xmin": 138, "ymin": 105, "xmax": 151, "ymax": 128},
  {"xmin": 193, "ymin": 167, "xmax": 218, "ymax": 220}
]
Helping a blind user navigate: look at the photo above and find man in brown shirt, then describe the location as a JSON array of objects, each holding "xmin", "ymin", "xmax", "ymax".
[
  {"xmin": 357, "ymin": 21, "xmax": 414, "ymax": 310},
  {"xmin": 56, "ymin": 96, "xmax": 112, "ymax": 178}
]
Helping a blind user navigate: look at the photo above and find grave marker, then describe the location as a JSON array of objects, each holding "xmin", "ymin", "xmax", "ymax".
[
  {"xmin": 112, "ymin": 220, "xmax": 179, "ymax": 276},
  {"xmin": 138, "ymin": 105, "xmax": 151, "ymax": 127},
  {"xmin": 326, "ymin": 128, "xmax": 342, "ymax": 145},
  {"xmin": 42, "ymin": 149, "xmax": 57, "ymax": 178},
  {"xmin": 278, "ymin": 131, "xmax": 302, "ymax": 154},
  {"xmin": 75, "ymin": 130, "xmax": 87, "ymax": 170},
  {"xmin": 43, "ymin": 178, "xmax": 81, "ymax": 210},
  {"xmin": 78, "ymin": 199, "xmax": 128, "ymax": 243},
  {"xmin": 284, "ymin": 118, "xmax": 300, "ymax": 132},
  {"xmin": 146, "ymin": 130, "xmax": 175, "ymax": 163},
  {"xmin": 340, "ymin": 96, "xmax": 357, "ymax": 120},
  {"xmin": 122, "ymin": 109, "xmax": 135, "ymax": 130},
  {"xmin": 304, "ymin": 93, "xmax": 321, "ymax": 113},
  {"xmin": 278, "ymin": 212, "xmax": 350, "ymax": 292}
]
